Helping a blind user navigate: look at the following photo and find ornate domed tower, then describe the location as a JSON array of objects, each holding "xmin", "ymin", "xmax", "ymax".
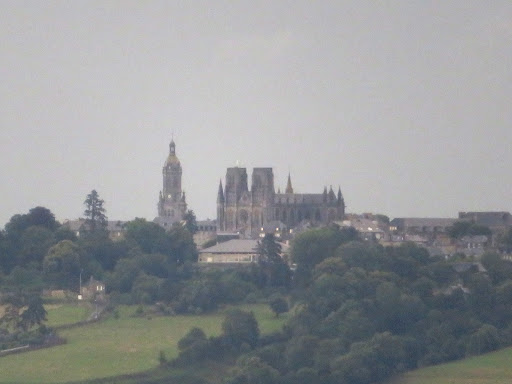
[{"xmin": 157, "ymin": 140, "xmax": 187, "ymax": 227}]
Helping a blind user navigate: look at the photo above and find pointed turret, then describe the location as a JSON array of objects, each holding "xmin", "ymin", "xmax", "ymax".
[
  {"xmin": 217, "ymin": 179, "xmax": 225, "ymax": 203},
  {"xmin": 329, "ymin": 185, "xmax": 336, "ymax": 201},
  {"xmin": 169, "ymin": 139, "xmax": 176, "ymax": 155},
  {"xmin": 285, "ymin": 173, "xmax": 294, "ymax": 194},
  {"xmin": 337, "ymin": 186, "xmax": 344, "ymax": 208},
  {"xmin": 323, "ymin": 186, "xmax": 328, "ymax": 202}
]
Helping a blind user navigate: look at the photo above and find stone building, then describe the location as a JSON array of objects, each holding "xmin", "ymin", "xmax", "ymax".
[
  {"xmin": 458, "ymin": 211, "xmax": 512, "ymax": 232},
  {"xmin": 217, "ymin": 167, "xmax": 345, "ymax": 237},
  {"xmin": 80, "ymin": 276, "xmax": 106, "ymax": 302},
  {"xmin": 198, "ymin": 239, "xmax": 260, "ymax": 264},
  {"xmin": 198, "ymin": 238, "xmax": 290, "ymax": 264},
  {"xmin": 154, "ymin": 140, "xmax": 187, "ymax": 228}
]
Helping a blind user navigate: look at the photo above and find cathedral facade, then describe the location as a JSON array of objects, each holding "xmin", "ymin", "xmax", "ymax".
[
  {"xmin": 155, "ymin": 140, "xmax": 187, "ymax": 228},
  {"xmin": 217, "ymin": 167, "xmax": 345, "ymax": 237}
]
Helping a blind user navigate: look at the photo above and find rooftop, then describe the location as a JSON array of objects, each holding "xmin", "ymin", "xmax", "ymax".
[{"xmin": 199, "ymin": 239, "xmax": 260, "ymax": 254}]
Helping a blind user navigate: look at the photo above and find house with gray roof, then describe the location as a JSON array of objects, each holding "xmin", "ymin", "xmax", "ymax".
[
  {"xmin": 458, "ymin": 211, "xmax": 512, "ymax": 231},
  {"xmin": 62, "ymin": 219, "xmax": 127, "ymax": 240},
  {"xmin": 390, "ymin": 218, "xmax": 457, "ymax": 234},
  {"xmin": 198, "ymin": 239, "xmax": 289, "ymax": 264},
  {"xmin": 335, "ymin": 217, "xmax": 386, "ymax": 241},
  {"xmin": 198, "ymin": 239, "xmax": 260, "ymax": 264},
  {"xmin": 457, "ymin": 235, "xmax": 489, "ymax": 257}
]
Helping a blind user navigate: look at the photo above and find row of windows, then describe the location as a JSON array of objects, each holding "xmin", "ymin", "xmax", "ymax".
[
  {"xmin": 198, "ymin": 225, "xmax": 216, "ymax": 232},
  {"xmin": 275, "ymin": 208, "xmax": 320, "ymax": 222}
]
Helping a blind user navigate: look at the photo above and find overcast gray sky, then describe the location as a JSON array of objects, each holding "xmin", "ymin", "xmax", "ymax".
[{"xmin": 1, "ymin": 1, "xmax": 511, "ymax": 227}]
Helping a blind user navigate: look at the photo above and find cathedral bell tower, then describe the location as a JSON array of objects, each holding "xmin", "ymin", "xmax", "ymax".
[{"xmin": 157, "ymin": 139, "xmax": 187, "ymax": 226}]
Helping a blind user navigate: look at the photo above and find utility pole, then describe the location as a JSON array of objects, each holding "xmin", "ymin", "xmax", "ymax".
[{"xmin": 78, "ymin": 269, "xmax": 83, "ymax": 300}]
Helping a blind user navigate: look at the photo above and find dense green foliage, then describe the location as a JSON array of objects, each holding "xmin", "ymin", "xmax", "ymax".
[
  {"xmin": 0, "ymin": 290, "xmax": 49, "ymax": 349},
  {"xmin": 269, "ymin": 295, "xmax": 288, "ymax": 317}
]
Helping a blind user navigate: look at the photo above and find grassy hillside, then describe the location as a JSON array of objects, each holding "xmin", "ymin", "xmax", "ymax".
[
  {"xmin": 387, "ymin": 346, "xmax": 512, "ymax": 384},
  {"xmin": 0, "ymin": 304, "xmax": 288, "ymax": 384}
]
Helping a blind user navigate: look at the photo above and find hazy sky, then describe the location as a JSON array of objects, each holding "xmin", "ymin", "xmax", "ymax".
[{"xmin": 1, "ymin": 1, "xmax": 511, "ymax": 227}]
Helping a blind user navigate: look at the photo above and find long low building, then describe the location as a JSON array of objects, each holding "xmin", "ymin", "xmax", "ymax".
[
  {"xmin": 198, "ymin": 239, "xmax": 289, "ymax": 264},
  {"xmin": 389, "ymin": 218, "xmax": 457, "ymax": 234},
  {"xmin": 198, "ymin": 239, "xmax": 260, "ymax": 263}
]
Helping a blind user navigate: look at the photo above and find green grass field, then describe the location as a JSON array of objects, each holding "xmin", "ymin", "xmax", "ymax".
[
  {"xmin": 387, "ymin": 346, "xmax": 512, "ymax": 384},
  {"xmin": 45, "ymin": 303, "xmax": 91, "ymax": 327},
  {"xmin": 1, "ymin": 303, "xmax": 90, "ymax": 328},
  {"xmin": 0, "ymin": 304, "xmax": 289, "ymax": 384}
]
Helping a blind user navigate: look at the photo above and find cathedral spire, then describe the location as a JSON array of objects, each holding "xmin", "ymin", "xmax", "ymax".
[
  {"xmin": 217, "ymin": 179, "xmax": 224, "ymax": 203},
  {"xmin": 285, "ymin": 173, "xmax": 294, "ymax": 194},
  {"xmin": 329, "ymin": 185, "xmax": 336, "ymax": 201},
  {"xmin": 169, "ymin": 139, "xmax": 176, "ymax": 155},
  {"xmin": 337, "ymin": 186, "xmax": 344, "ymax": 207}
]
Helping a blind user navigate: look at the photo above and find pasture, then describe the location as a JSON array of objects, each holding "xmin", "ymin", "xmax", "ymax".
[
  {"xmin": 0, "ymin": 304, "xmax": 288, "ymax": 383},
  {"xmin": 388, "ymin": 346, "xmax": 512, "ymax": 384},
  {"xmin": 45, "ymin": 303, "xmax": 91, "ymax": 327}
]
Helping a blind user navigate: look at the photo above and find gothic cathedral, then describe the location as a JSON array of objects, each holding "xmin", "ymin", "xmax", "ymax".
[{"xmin": 217, "ymin": 167, "xmax": 345, "ymax": 237}]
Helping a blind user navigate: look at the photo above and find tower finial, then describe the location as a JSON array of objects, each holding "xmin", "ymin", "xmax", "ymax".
[
  {"xmin": 285, "ymin": 172, "xmax": 294, "ymax": 194},
  {"xmin": 217, "ymin": 179, "xmax": 225, "ymax": 203}
]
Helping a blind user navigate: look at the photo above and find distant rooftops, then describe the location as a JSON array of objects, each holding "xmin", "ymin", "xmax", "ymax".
[
  {"xmin": 458, "ymin": 211, "xmax": 512, "ymax": 228},
  {"xmin": 63, "ymin": 219, "xmax": 127, "ymax": 232}
]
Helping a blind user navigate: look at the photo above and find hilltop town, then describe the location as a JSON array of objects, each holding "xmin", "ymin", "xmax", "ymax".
[{"xmin": 64, "ymin": 138, "xmax": 512, "ymax": 264}]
